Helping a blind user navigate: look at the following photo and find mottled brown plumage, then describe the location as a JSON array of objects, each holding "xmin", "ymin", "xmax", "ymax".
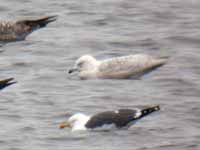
[{"xmin": 0, "ymin": 15, "xmax": 57, "ymax": 42}]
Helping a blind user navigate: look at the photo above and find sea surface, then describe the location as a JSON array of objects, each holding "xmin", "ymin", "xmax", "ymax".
[{"xmin": 0, "ymin": 0, "xmax": 200, "ymax": 150}]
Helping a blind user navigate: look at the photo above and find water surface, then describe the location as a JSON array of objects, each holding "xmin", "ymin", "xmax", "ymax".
[{"xmin": 0, "ymin": 0, "xmax": 200, "ymax": 150}]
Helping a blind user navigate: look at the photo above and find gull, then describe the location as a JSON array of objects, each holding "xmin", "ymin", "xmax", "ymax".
[
  {"xmin": 68, "ymin": 54, "xmax": 168, "ymax": 79},
  {"xmin": 59, "ymin": 105, "xmax": 160, "ymax": 131}
]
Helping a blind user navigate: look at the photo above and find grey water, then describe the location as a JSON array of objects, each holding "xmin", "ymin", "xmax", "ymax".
[{"xmin": 0, "ymin": 0, "xmax": 200, "ymax": 149}]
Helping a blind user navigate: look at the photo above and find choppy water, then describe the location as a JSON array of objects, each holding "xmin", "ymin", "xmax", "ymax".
[{"xmin": 1, "ymin": 0, "xmax": 200, "ymax": 149}]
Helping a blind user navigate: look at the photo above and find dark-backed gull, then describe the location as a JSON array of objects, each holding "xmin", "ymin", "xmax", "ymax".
[
  {"xmin": 68, "ymin": 54, "xmax": 168, "ymax": 79},
  {"xmin": 0, "ymin": 15, "xmax": 57, "ymax": 42},
  {"xmin": 0, "ymin": 78, "xmax": 16, "ymax": 90},
  {"xmin": 59, "ymin": 105, "xmax": 160, "ymax": 131}
]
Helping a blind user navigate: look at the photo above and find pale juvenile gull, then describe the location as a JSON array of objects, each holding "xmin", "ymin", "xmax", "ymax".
[
  {"xmin": 68, "ymin": 54, "xmax": 168, "ymax": 79},
  {"xmin": 0, "ymin": 15, "xmax": 57, "ymax": 42},
  {"xmin": 59, "ymin": 105, "xmax": 160, "ymax": 131},
  {"xmin": 0, "ymin": 78, "xmax": 16, "ymax": 90}
]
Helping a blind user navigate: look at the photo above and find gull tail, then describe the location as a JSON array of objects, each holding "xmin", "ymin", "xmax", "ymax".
[
  {"xmin": 0, "ymin": 78, "xmax": 17, "ymax": 90},
  {"xmin": 26, "ymin": 15, "xmax": 57, "ymax": 28},
  {"xmin": 154, "ymin": 56, "xmax": 169, "ymax": 67},
  {"xmin": 18, "ymin": 15, "xmax": 57, "ymax": 29}
]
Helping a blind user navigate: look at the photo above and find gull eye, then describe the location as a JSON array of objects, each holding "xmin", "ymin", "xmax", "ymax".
[{"xmin": 78, "ymin": 62, "xmax": 84, "ymax": 67}]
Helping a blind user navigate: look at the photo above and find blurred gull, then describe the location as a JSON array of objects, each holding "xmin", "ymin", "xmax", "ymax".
[
  {"xmin": 68, "ymin": 54, "xmax": 168, "ymax": 79},
  {"xmin": 0, "ymin": 78, "xmax": 16, "ymax": 90}
]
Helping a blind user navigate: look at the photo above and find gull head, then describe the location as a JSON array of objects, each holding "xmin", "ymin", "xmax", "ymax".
[
  {"xmin": 68, "ymin": 55, "xmax": 99, "ymax": 74},
  {"xmin": 59, "ymin": 113, "xmax": 90, "ymax": 131}
]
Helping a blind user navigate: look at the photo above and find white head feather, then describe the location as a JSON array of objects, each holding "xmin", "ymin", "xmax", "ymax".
[
  {"xmin": 67, "ymin": 113, "xmax": 90, "ymax": 131},
  {"xmin": 75, "ymin": 55, "xmax": 100, "ymax": 72}
]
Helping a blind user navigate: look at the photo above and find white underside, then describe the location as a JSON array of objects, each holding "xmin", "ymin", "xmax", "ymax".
[{"xmin": 72, "ymin": 123, "xmax": 118, "ymax": 132}]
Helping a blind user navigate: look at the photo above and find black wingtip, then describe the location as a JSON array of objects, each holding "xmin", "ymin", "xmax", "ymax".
[
  {"xmin": 17, "ymin": 15, "xmax": 58, "ymax": 29},
  {"xmin": 0, "ymin": 78, "xmax": 17, "ymax": 90},
  {"xmin": 32, "ymin": 15, "xmax": 58, "ymax": 27},
  {"xmin": 40, "ymin": 15, "xmax": 58, "ymax": 24},
  {"xmin": 140, "ymin": 104, "xmax": 160, "ymax": 117}
]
